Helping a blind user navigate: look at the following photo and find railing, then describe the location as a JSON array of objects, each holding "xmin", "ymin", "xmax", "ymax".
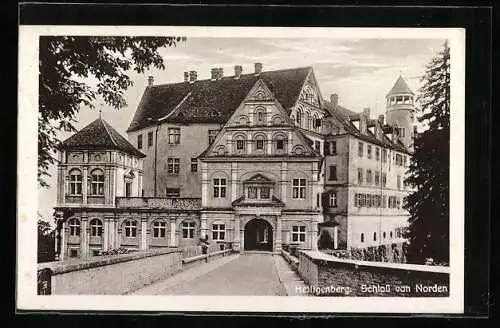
[
  {"xmin": 116, "ymin": 197, "xmax": 201, "ymax": 210},
  {"xmin": 181, "ymin": 243, "xmax": 232, "ymax": 259}
]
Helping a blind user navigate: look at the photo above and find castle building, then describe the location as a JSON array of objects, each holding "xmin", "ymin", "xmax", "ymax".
[{"xmin": 53, "ymin": 63, "xmax": 414, "ymax": 261}]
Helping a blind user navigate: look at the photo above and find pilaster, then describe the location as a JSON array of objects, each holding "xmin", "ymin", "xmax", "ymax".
[
  {"xmin": 80, "ymin": 216, "xmax": 89, "ymax": 257},
  {"xmin": 200, "ymin": 213, "xmax": 208, "ymax": 239},
  {"xmin": 201, "ymin": 162, "xmax": 209, "ymax": 207},
  {"xmin": 231, "ymin": 162, "xmax": 238, "ymax": 202},
  {"xmin": 280, "ymin": 162, "xmax": 288, "ymax": 203},
  {"xmin": 233, "ymin": 215, "xmax": 240, "ymax": 251},
  {"xmin": 169, "ymin": 220, "xmax": 177, "ymax": 247},
  {"xmin": 275, "ymin": 215, "xmax": 282, "ymax": 252},
  {"xmin": 140, "ymin": 217, "xmax": 148, "ymax": 250}
]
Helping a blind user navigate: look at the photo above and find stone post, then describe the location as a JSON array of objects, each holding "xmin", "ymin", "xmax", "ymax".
[
  {"xmin": 200, "ymin": 213, "xmax": 208, "ymax": 240},
  {"xmin": 169, "ymin": 220, "xmax": 177, "ymax": 247},
  {"xmin": 275, "ymin": 215, "xmax": 282, "ymax": 252},
  {"xmin": 61, "ymin": 221, "xmax": 67, "ymax": 261},
  {"xmin": 233, "ymin": 215, "xmax": 240, "ymax": 252},
  {"xmin": 140, "ymin": 217, "xmax": 148, "ymax": 250},
  {"xmin": 80, "ymin": 216, "xmax": 88, "ymax": 257}
]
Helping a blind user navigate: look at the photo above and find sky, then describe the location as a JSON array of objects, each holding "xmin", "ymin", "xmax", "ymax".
[{"xmin": 37, "ymin": 37, "xmax": 445, "ymax": 223}]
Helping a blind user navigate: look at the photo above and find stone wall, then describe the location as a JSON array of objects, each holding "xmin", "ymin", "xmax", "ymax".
[
  {"xmin": 298, "ymin": 250, "xmax": 449, "ymax": 297},
  {"xmin": 38, "ymin": 248, "xmax": 182, "ymax": 295}
]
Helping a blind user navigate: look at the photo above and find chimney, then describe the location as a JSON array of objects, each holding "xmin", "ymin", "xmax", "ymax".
[
  {"xmin": 363, "ymin": 107, "xmax": 371, "ymax": 118},
  {"xmin": 184, "ymin": 72, "xmax": 189, "ymax": 82},
  {"xmin": 330, "ymin": 94, "xmax": 339, "ymax": 107},
  {"xmin": 254, "ymin": 62, "xmax": 263, "ymax": 75},
  {"xmin": 217, "ymin": 67, "xmax": 224, "ymax": 80},
  {"xmin": 378, "ymin": 114, "xmax": 385, "ymax": 125},
  {"xmin": 210, "ymin": 68, "xmax": 218, "ymax": 81},
  {"xmin": 148, "ymin": 76, "xmax": 154, "ymax": 86},
  {"xmin": 188, "ymin": 71, "xmax": 197, "ymax": 83},
  {"xmin": 234, "ymin": 65, "xmax": 243, "ymax": 79}
]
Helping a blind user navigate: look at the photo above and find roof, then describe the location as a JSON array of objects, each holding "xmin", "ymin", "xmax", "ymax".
[
  {"xmin": 60, "ymin": 118, "xmax": 146, "ymax": 158},
  {"xmin": 386, "ymin": 75, "xmax": 414, "ymax": 96},
  {"xmin": 323, "ymin": 99, "xmax": 410, "ymax": 154},
  {"xmin": 127, "ymin": 67, "xmax": 311, "ymax": 132}
]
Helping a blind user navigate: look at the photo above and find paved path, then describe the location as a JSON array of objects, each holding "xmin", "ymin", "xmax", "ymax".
[{"xmin": 131, "ymin": 252, "xmax": 306, "ymax": 296}]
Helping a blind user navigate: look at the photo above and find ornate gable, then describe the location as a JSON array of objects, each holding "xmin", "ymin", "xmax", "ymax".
[
  {"xmin": 244, "ymin": 174, "xmax": 275, "ymax": 184},
  {"xmin": 247, "ymin": 79, "xmax": 274, "ymax": 101}
]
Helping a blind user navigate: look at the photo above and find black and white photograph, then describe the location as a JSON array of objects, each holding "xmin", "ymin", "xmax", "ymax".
[{"xmin": 18, "ymin": 25, "xmax": 466, "ymax": 313}]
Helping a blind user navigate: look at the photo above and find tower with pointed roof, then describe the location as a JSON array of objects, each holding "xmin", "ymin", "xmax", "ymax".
[{"xmin": 385, "ymin": 76, "xmax": 415, "ymax": 151}]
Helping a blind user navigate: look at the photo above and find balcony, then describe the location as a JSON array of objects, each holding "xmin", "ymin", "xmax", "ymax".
[{"xmin": 115, "ymin": 197, "xmax": 201, "ymax": 210}]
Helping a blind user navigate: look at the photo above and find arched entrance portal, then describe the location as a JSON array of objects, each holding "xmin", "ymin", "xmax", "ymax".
[{"xmin": 244, "ymin": 218, "xmax": 273, "ymax": 251}]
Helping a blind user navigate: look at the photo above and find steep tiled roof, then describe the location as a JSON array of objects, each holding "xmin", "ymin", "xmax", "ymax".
[
  {"xmin": 60, "ymin": 118, "xmax": 146, "ymax": 158},
  {"xmin": 323, "ymin": 100, "xmax": 410, "ymax": 154},
  {"xmin": 386, "ymin": 75, "xmax": 414, "ymax": 96},
  {"xmin": 126, "ymin": 67, "xmax": 311, "ymax": 132}
]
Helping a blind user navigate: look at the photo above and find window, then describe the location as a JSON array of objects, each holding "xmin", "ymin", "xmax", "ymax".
[
  {"xmin": 236, "ymin": 140, "xmax": 244, "ymax": 150},
  {"xmin": 397, "ymin": 175, "xmax": 401, "ymax": 189},
  {"xmin": 328, "ymin": 165, "xmax": 337, "ymax": 181},
  {"xmin": 296, "ymin": 111, "xmax": 302, "ymax": 125},
  {"xmin": 70, "ymin": 249, "xmax": 78, "ymax": 258},
  {"xmin": 366, "ymin": 170, "xmax": 373, "ymax": 184},
  {"xmin": 375, "ymin": 147, "xmax": 380, "ymax": 161},
  {"xmin": 191, "ymin": 158, "xmax": 198, "ymax": 172},
  {"xmin": 398, "ymin": 128, "xmax": 405, "ymax": 138},
  {"xmin": 147, "ymin": 132, "xmax": 153, "ymax": 147},
  {"xmin": 90, "ymin": 169, "xmax": 104, "ymax": 195},
  {"xmin": 382, "ymin": 195, "xmax": 387, "ymax": 208},
  {"xmin": 125, "ymin": 182, "xmax": 132, "ymax": 197},
  {"xmin": 213, "ymin": 178, "xmax": 226, "ymax": 198},
  {"xmin": 331, "ymin": 141, "xmax": 337, "ymax": 155},
  {"xmin": 383, "ymin": 231, "xmax": 387, "ymax": 239},
  {"xmin": 292, "ymin": 226, "xmax": 306, "ymax": 242},
  {"xmin": 137, "ymin": 134, "xmax": 142, "ymax": 149},
  {"xmin": 260, "ymin": 187, "xmax": 270, "ymax": 199},
  {"xmin": 90, "ymin": 219, "xmax": 102, "ymax": 237},
  {"xmin": 292, "ymin": 179, "xmax": 306, "ymax": 199},
  {"xmin": 182, "ymin": 221, "xmax": 196, "ymax": 238},
  {"xmin": 166, "ymin": 188, "xmax": 180, "ymax": 198},
  {"xmin": 396, "ymin": 96, "xmax": 403, "ymax": 104},
  {"xmin": 256, "ymin": 138, "xmax": 264, "ymax": 150},
  {"xmin": 360, "ymin": 233, "xmax": 365, "ymax": 243},
  {"xmin": 403, "ymin": 156, "xmax": 407, "ymax": 167},
  {"xmin": 248, "ymin": 187, "xmax": 258, "ymax": 199},
  {"xmin": 382, "ymin": 173, "xmax": 387, "ymax": 187},
  {"xmin": 390, "ymin": 231, "xmax": 393, "ymax": 238},
  {"xmin": 382, "ymin": 148, "xmax": 387, "ymax": 163},
  {"xmin": 256, "ymin": 109, "xmax": 266, "ymax": 124},
  {"xmin": 68, "ymin": 218, "xmax": 80, "ymax": 236},
  {"xmin": 212, "ymin": 223, "xmax": 225, "ymax": 241},
  {"xmin": 314, "ymin": 141, "xmax": 321, "ymax": 153},
  {"xmin": 167, "ymin": 158, "xmax": 180, "ymax": 174},
  {"xmin": 358, "ymin": 142, "xmax": 363, "ymax": 157},
  {"xmin": 168, "ymin": 128, "xmax": 181, "ymax": 144},
  {"xmin": 329, "ymin": 192, "xmax": 337, "ymax": 207},
  {"xmin": 153, "ymin": 221, "xmax": 167, "ymax": 238},
  {"xmin": 276, "ymin": 138, "xmax": 284, "ymax": 151},
  {"xmin": 367, "ymin": 145, "xmax": 372, "ymax": 159},
  {"xmin": 358, "ymin": 168, "xmax": 363, "ymax": 184},
  {"xmin": 208, "ymin": 130, "xmax": 218, "ymax": 145},
  {"xmin": 375, "ymin": 171, "xmax": 380, "ymax": 186},
  {"xmin": 124, "ymin": 220, "xmax": 137, "ymax": 237},
  {"xmin": 69, "ymin": 169, "xmax": 82, "ymax": 195},
  {"xmin": 373, "ymin": 232, "xmax": 377, "ymax": 241}
]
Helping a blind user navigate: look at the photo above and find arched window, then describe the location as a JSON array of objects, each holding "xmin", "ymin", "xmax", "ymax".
[
  {"xmin": 212, "ymin": 221, "xmax": 226, "ymax": 241},
  {"xmin": 69, "ymin": 169, "xmax": 82, "ymax": 195},
  {"xmin": 255, "ymin": 107, "xmax": 266, "ymax": 125},
  {"xmin": 305, "ymin": 111, "xmax": 311, "ymax": 130},
  {"xmin": 296, "ymin": 109, "xmax": 302, "ymax": 126},
  {"xmin": 90, "ymin": 218, "xmax": 103, "ymax": 237},
  {"xmin": 124, "ymin": 219, "xmax": 138, "ymax": 237},
  {"xmin": 360, "ymin": 233, "xmax": 365, "ymax": 243},
  {"xmin": 383, "ymin": 231, "xmax": 387, "ymax": 239},
  {"xmin": 274, "ymin": 134, "xmax": 287, "ymax": 154},
  {"xmin": 233, "ymin": 134, "xmax": 246, "ymax": 154},
  {"xmin": 182, "ymin": 220, "xmax": 196, "ymax": 239},
  {"xmin": 90, "ymin": 169, "xmax": 104, "ymax": 195},
  {"xmin": 152, "ymin": 220, "xmax": 167, "ymax": 238},
  {"xmin": 68, "ymin": 218, "xmax": 80, "ymax": 236},
  {"xmin": 390, "ymin": 231, "xmax": 393, "ymax": 238},
  {"xmin": 313, "ymin": 113, "xmax": 320, "ymax": 132}
]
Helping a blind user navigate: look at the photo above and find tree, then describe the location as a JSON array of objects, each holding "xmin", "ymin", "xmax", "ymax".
[
  {"xmin": 38, "ymin": 212, "xmax": 55, "ymax": 263},
  {"xmin": 403, "ymin": 40, "xmax": 450, "ymax": 265},
  {"xmin": 39, "ymin": 36, "xmax": 186, "ymax": 187}
]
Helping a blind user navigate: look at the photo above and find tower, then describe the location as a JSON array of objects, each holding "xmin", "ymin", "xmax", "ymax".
[{"xmin": 385, "ymin": 76, "xmax": 415, "ymax": 151}]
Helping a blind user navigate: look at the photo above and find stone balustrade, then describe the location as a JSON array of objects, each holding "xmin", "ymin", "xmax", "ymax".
[{"xmin": 115, "ymin": 197, "xmax": 201, "ymax": 210}]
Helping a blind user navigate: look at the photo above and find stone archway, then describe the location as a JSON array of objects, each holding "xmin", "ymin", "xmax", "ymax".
[{"xmin": 244, "ymin": 218, "xmax": 273, "ymax": 251}]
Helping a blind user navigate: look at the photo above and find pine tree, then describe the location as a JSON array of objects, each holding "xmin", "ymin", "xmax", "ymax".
[{"xmin": 403, "ymin": 41, "xmax": 450, "ymax": 265}]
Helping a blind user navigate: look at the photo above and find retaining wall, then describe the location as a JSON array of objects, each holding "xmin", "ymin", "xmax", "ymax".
[{"xmin": 298, "ymin": 250, "xmax": 450, "ymax": 297}]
